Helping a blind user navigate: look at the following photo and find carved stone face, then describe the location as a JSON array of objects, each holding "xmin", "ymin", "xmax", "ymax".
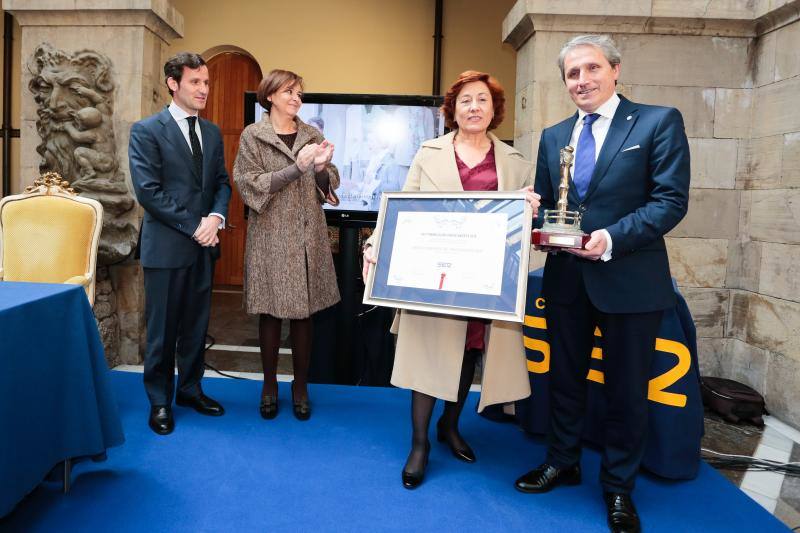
[
  {"xmin": 27, "ymin": 43, "xmax": 138, "ymax": 264},
  {"xmin": 28, "ymin": 44, "xmax": 115, "ymax": 179},
  {"xmin": 32, "ymin": 65, "xmax": 98, "ymax": 121}
]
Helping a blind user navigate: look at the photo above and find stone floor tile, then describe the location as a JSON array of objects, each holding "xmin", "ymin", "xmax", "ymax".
[
  {"xmin": 761, "ymin": 426, "xmax": 796, "ymax": 453},
  {"xmin": 778, "ymin": 444, "xmax": 800, "ymax": 510},
  {"xmin": 701, "ymin": 411, "xmax": 763, "ymax": 486},
  {"xmin": 742, "ymin": 467, "xmax": 787, "ymax": 499},
  {"xmin": 743, "ymin": 487, "xmax": 778, "ymax": 512},
  {"xmin": 774, "ymin": 499, "xmax": 800, "ymax": 530}
]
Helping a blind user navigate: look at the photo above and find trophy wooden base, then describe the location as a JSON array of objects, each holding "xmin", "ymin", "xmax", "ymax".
[{"xmin": 531, "ymin": 229, "xmax": 590, "ymax": 250}]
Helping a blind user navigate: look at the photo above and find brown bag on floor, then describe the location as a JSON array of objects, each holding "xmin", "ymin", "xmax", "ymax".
[{"xmin": 700, "ymin": 376, "xmax": 766, "ymax": 427}]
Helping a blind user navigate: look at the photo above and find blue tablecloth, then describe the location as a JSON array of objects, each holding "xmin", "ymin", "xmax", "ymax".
[
  {"xmin": 514, "ymin": 269, "xmax": 703, "ymax": 480},
  {"xmin": 0, "ymin": 282, "xmax": 125, "ymax": 517}
]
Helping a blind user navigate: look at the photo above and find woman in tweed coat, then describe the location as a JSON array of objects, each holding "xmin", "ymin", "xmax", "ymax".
[{"xmin": 233, "ymin": 69, "xmax": 340, "ymax": 421}]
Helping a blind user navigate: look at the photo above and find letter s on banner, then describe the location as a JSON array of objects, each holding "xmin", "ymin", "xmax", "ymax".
[{"xmin": 524, "ymin": 315, "xmax": 549, "ymax": 374}]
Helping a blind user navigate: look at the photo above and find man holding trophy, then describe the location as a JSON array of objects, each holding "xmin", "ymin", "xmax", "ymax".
[{"xmin": 518, "ymin": 35, "xmax": 690, "ymax": 533}]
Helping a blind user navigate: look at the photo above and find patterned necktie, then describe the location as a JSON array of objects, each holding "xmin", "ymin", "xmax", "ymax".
[
  {"xmin": 573, "ymin": 113, "xmax": 600, "ymax": 199},
  {"xmin": 186, "ymin": 116, "xmax": 203, "ymax": 180}
]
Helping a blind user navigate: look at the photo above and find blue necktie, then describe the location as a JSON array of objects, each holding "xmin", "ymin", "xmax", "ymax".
[{"xmin": 573, "ymin": 113, "xmax": 600, "ymax": 199}]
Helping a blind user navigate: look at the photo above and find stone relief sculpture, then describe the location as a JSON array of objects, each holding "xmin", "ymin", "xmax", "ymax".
[{"xmin": 28, "ymin": 43, "xmax": 137, "ymax": 264}]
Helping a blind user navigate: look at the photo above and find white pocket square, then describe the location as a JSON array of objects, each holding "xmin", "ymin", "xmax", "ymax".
[{"xmin": 621, "ymin": 144, "xmax": 640, "ymax": 152}]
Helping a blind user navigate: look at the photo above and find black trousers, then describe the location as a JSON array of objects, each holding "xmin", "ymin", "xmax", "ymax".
[
  {"xmin": 142, "ymin": 257, "xmax": 214, "ymax": 406},
  {"xmin": 545, "ymin": 276, "xmax": 663, "ymax": 494}
]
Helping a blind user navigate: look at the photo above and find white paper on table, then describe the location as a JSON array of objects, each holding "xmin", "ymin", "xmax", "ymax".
[{"xmin": 386, "ymin": 211, "xmax": 507, "ymax": 295}]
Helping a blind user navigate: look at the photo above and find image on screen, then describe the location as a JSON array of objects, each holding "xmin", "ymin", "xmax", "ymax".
[{"xmin": 254, "ymin": 102, "xmax": 445, "ymax": 212}]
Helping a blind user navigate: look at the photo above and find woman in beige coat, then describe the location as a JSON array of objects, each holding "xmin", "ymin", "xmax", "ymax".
[
  {"xmin": 363, "ymin": 71, "xmax": 540, "ymax": 488},
  {"xmin": 233, "ymin": 69, "xmax": 340, "ymax": 421}
]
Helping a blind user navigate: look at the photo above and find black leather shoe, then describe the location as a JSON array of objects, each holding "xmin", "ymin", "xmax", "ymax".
[
  {"xmin": 514, "ymin": 463, "xmax": 581, "ymax": 493},
  {"xmin": 148, "ymin": 406, "xmax": 174, "ymax": 435},
  {"xmin": 402, "ymin": 443, "xmax": 430, "ymax": 490},
  {"xmin": 291, "ymin": 381, "xmax": 311, "ymax": 421},
  {"xmin": 436, "ymin": 418, "xmax": 476, "ymax": 463},
  {"xmin": 604, "ymin": 492, "xmax": 640, "ymax": 533},
  {"xmin": 259, "ymin": 395, "xmax": 278, "ymax": 419},
  {"xmin": 176, "ymin": 392, "xmax": 225, "ymax": 416}
]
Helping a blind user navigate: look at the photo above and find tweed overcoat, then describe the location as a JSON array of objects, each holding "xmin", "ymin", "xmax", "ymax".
[
  {"xmin": 371, "ymin": 131, "xmax": 534, "ymax": 412},
  {"xmin": 233, "ymin": 115, "xmax": 340, "ymax": 318}
]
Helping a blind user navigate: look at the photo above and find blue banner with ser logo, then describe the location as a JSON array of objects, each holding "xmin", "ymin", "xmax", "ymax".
[{"xmin": 515, "ymin": 269, "xmax": 704, "ymax": 480}]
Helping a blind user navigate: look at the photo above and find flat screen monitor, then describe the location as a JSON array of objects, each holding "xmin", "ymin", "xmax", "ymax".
[{"xmin": 244, "ymin": 92, "xmax": 445, "ymax": 225}]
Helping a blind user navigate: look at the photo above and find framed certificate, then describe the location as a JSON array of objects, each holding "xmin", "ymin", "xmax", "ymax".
[{"xmin": 363, "ymin": 191, "xmax": 533, "ymax": 323}]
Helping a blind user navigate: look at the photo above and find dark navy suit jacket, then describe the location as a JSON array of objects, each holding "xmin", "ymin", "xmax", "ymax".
[
  {"xmin": 129, "ymin": 108, "xmax": 231, "ymax": 269},
  {"xmin": 535, "ymin": 95, "xmax": 690, "ymax": 314}
]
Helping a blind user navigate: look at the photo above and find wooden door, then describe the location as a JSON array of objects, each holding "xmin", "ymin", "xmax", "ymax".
[{"xmin": 201, "ymin": 52, "xmax": 262, "ymax": 287}]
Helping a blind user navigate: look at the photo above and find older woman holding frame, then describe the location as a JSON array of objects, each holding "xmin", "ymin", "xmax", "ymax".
[{"xmin": 363, "ymin": 71, "xmax": 540, "ymax": 489}]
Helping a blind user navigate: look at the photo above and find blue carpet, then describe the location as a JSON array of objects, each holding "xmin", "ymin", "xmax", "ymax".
[{"xmin": 1, "ymin": 371, "xmax": 788, "ymax": 532}]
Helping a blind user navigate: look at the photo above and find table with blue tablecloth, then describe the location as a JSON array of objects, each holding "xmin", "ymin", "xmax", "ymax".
[
  {"xmin": 0, "ymin": 282, "xmax": 125, "ymax": 517},
  {"xmin": 514, "ymin": 269, "xmax": 703, "ymax": 480}
]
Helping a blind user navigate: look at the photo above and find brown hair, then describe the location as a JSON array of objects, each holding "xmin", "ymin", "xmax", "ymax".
[
  {"xmin": 256, "ymin": 69, "xmax": 304, "ymax": 112},
  {"xmin": 440, "ymin": 70, "xmax": 505, "ymax": 131}
]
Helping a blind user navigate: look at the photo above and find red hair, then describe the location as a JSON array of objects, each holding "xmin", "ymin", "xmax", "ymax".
[{"xmin": 440, "ymin": 70, "xmax": 505, "ymax": 131}]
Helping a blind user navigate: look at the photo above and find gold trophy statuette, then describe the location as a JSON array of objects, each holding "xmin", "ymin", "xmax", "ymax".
[{"xmin": 531, "ymin": 145, "xmax": 590, "ymax": 250}]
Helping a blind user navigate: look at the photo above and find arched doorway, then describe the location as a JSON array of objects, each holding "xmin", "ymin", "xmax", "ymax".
[{"xmin": 200, "ymin": 50, "xmax": 262, "ymax": 286}]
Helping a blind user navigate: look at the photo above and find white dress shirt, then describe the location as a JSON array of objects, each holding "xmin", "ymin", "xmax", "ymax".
[
  {"xmin": 168, "ymin": 101, "xmax": 204, "ymax": 152},
  {"xmin": 167, "ymin": 101, "xmax": 225, "ymax": 229},
  {"xmin": 567, "ymin": 93, "xmax": 620, "ymax": 262}
]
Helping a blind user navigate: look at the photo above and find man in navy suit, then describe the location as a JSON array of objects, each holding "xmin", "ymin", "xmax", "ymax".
[
  {"xmin": 514, "ymin": 36, "xmax": 690, "ymax": 532},
  {"xmin": 129, "ymin": 53, "xmax": 231, "ymax": 435}
]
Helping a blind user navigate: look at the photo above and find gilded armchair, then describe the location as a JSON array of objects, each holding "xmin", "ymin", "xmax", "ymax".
[{"xmin": 0, "ymin": 172, "xmax": 103, "ymax": 305}]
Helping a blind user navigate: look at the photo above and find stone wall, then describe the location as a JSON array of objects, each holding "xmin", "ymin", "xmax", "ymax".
[
  {"xmin": 725, "ymin": 11, "xmax": 800, "ymax": 426},
  {"xmin": 505, "ymin": 0, "xmax": 800, "ymax": 427}
]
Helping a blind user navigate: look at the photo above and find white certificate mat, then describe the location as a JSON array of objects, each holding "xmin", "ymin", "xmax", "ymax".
[{"xmin": 387, "ymin": 211, "xmax": 507, "ymax": 295}]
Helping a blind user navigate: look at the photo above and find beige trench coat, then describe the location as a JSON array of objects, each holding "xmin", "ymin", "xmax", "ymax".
[
  {"xmin": 373, "ymin": 131, "xmax": 534, "ymax": 412},
  {"xmin": 233, "ymin": 115, "xmax": 340, "ymax": 318}
]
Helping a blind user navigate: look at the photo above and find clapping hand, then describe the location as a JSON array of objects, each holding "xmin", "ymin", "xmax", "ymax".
[
  {"xmin": 314, "ymin": 140, "xmax": 334, "ymax": 172},
  {"xmin": 296, "ymin": 143, "xmax": 319, "ymax": 172}
]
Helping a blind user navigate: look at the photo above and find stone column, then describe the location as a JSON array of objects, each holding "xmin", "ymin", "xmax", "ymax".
[
  {"xmin": 503, "ymin": 0, "xmax": 800, "ymax": 428},
  {"xmin": 5, "ymin": 0, "xmax": 183, "ymax": 366}
]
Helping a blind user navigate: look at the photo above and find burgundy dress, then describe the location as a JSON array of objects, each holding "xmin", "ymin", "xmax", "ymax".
[{"xmin": 454, "ymin": 144, "xmax": 498, "ymax": 352}]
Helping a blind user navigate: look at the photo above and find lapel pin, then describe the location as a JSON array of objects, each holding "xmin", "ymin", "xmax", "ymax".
[{"xmin": 626, "ymin": 115, "xmax": 632, "ymax": 121}]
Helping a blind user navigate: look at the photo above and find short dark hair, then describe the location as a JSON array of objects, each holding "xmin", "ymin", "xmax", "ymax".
[
  {"xmin": 441, "ymin": 70, "xmax": 505, "ymax": 131},
  {"xmin": 164, "ymin": 52, "xmax": 206, "ymax": 96},
  {"xmin": 256, "ymin": 69, "xmax": 304, "ymax": 112}
]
